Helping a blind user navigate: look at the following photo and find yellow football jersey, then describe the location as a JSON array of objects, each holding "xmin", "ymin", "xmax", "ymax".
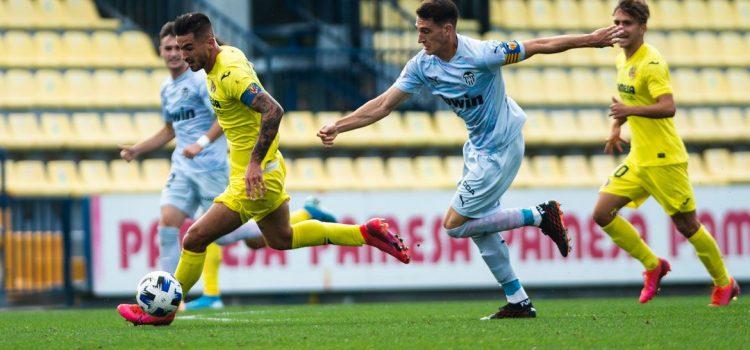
[
  {"xmin": 206, "ymin": 46, "xmax": 281, "ymax": 175},
  {"xmin": 616, "ymin": 43, "xmax": 687, "ymax": 167}
]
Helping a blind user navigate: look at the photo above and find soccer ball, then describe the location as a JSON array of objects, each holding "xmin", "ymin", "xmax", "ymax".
[{"xmin": 136, "ymin": 271, "xmax": 182, "ymax": 317}]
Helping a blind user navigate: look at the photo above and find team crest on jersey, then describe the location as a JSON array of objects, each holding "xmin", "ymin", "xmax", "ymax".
[
  {"xmin": 463, "ymin": 71, "xmax": 476, "ymax": 86},
  {"xmin": 629, "ymin": 66, "xmax": 637, "ymax": 78}
]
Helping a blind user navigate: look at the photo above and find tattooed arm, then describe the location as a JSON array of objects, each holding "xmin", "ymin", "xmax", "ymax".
[{"xmin": 245, "ymin": 90, "xmax": 284, "ymax": 199}]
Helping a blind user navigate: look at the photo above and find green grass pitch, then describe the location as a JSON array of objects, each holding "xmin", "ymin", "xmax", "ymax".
[{"xmin": 0, "ymin": 296, "xmax": 746, "ymax": 349}]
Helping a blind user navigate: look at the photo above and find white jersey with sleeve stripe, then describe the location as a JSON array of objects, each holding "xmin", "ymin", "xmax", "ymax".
[{"xmin": 393, "ymin": 34, "xmax": 527, "ymax": 154}]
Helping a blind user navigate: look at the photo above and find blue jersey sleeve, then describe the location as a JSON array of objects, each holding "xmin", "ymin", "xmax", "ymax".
[
  {"xmin": 392, "ymin": 57, "xmax": 424, "ymax": 94},
  {"xmin": 481, "ymin": 40, "xmax": 526, "ymax": 70}
]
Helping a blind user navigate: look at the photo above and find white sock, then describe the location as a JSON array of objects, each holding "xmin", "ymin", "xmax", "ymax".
[{"xmin": 158, "ymin": 226, "xmax": 181, "ymax": 273}]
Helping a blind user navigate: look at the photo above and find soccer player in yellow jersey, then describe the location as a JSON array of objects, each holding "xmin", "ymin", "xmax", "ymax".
[
  {"xmin": 594, "ymin": 0, "xmax": 738, "ymax": 306},
  {"xmin": 117, "ymin": 12, "xmax": 410, "ymax": 326}
]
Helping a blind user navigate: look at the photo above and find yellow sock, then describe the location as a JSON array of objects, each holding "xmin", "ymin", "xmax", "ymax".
[
  {"xmin": 290, "ymin": 209, "xmax": 312, "ymax": 224},
  {"xmin": 688, "ymin": 226, "xmax": 731, "ymax": 287},
  {"xmin": 603, "ymin": 216, "xmax": 660, "ymax": 270},
  {"xmin": 291, "ymin": 220, "xmax": 365, "ymax": 248},
  {"xmin": 202, "ymin": 243, "xmax": 222, "ymax": 296},
  {"xmin": 174, "ymin": 249, "xmax": 206, "ymax": 294}
]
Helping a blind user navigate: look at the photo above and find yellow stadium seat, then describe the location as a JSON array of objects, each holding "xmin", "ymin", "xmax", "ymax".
[
  {"xmin": 646, "ymin": 31, "xmax": 670, "ymax": 61},
  {"xmin": 687, "ymin": 108, "xmax": 720, "ymax": 142},
  {"xmin": 141, "ymin": 158, "xmax": 171, "ymax": 191},
  {"xmin": 360, "ymin": 0, "xmax": 375, "ymax": 27},
  {"xmin": 133, "ymin": 112, "xmax": 165, "ymax": 141},
  {"xmin": 32, "ymin": 31, "xmax": 63, "ymax": 67},
  {"xmin": 0, "ymin": 72, "xmax": 4, "ymax": 108},
  {"xmin": 402, "ymin": 111, "xmax": 434, "ymax": 146},
  {"xmin": 671, "ymin": 109, "xmax": 695, "ymax": 142},
  {"xmin": 736, "ymin": 0, "xmax": 750, "ymax": 30},
  {"xmin": 443, "ymin": 156, "xmax": 464, "ymax": 185},
  {"xmin": 109, "ymin": 159, "xmax": 143, "ymax": 192},
  {"xmin": 511, "ymin": 157, "xmax": 535, "ymax": 188},
  {"xmin": 671, "ymin": 69, "xmax": 701, "ymax": 104},
  {"xmin": 292, "ymin": 158, "xmax": 328, "ymax": 191},
  {"xmin": 683, "ymin": 0, "xmax": 710, "ymax": 30},
  {"xmin": 482, "ymin": 30, "xmax": 507, "ymax": 42},
  {"xmin": 40, "ymin": 113, "xmax": 75, "ymax": 147},
  {"xmin": 9, "ymin": 160, "xmax": 49, "ymax": 196},
  {"xmin": 576, "ymin": 109, "xmax": 609, "ymax": 143},
  {"xmin": 709, "ymin": 0, "xmax": 738, "ymax": 30},
  {"xmin": 103, "ymin": 113, "xmax": 138, "ymax": 146},
  {"xmin": 64, "ymin": 0, "xmax": 120, "ymax": 29},
  {"xmin": 93, "ymin": 70, "xmax": 122, "ymax": 107},
  {"xmin": 78, "ymin": 160, "xmax": 111, "ymax": 193},
  {"xmin": 580, "ymin": 0, "xmax": 610, "ymax": 29},
  {"xmin": 528, "ymin": 0, "xmax": 555, "ymax": 30},
  {"xmin": 703, "ymin": 149, "xmax": 732, "ymax": 183},
  {"xmin": 91, "ymin": 31, "xmax": 121, "ymax": 67},
  {"xmin": 34, "ymin": 70, "xmax": 66, "ymax": 108},
  {"xmin": 6, "ymin": 113, "xmax": 43, "ymax": 148},
  {"xmin": 36, "ymin": 0, "xmax": 68, "ymax": 28},
  {"xmin": 699, "ymin": 69, "xmax": 729, "ymax": 104},
  {"xmin": 61, "ymin": 31, "xmax": 95, "ymax": 67},
  {"xmin": 719, "ymin": 32, "xmax": 749, "ymax": 66},
  {"xmin": 559, "ymin": 38, "xmax": 595, "ymax": 67},
  {"xmin": 590, "ymin": 154, "xmax": 617, "ymax": 181},
  {"xmin": 282, "ymin": 111, "xmax": 317, "ymax": 147},
  {"xmin": 0, "ymin": 34, "xmax": 5, "ymax": 67},
  {"xmin": 693, "ymin": 32, "xmax": 718, "ymax": 66},
  {"xmin": 726, "ymin": 68, "xmax": 750, "ymax": 104},
  {"xmin": 651, "ymin": 0, "xmax": 685, "ymax": 30},
  {"xmin": 47, "ymin": 160, "xmax": 82, "ymax": 195},
  {"xmin": 379, "ymin": 1, "xmax": 405, "ymax": 29},
  {"xmin": 531, "ymin": 155, "xmax": 563, "ymax": 187},
  {"xmin": 0, "ymin": 115, "xmax": 10, "ymax": 148},
  {"xmin": 532, "ymin": 31, "xmax": 563, "ymax": 67},
  {"xmin": 492, "ymin": 0, "xmax": 529, "ymax": 29},
  {"xmin": 120, "ymin": 31, "xmax": 161, "ymax": 67},
  {"xmin": 4, "ymin": 0, "xmax": 36, "ymax": 29},
  {"xmin": 552, "ymin": 0, "xmax": 582, "ymax": 29},
  {"xmin": 570, "ymin": 68, "xmax": 601, "ymax": 104},
  {"xmin": 513, "ymin": 68, "xmax": 544, "ymax": 105},
  {"xmin": 122, "ymin": 69, "xmax": 157, "ymax": 107},
  {"xmin": 414, "ymin": 156, "xmax": 448, "ymax": 188},
  {"xmin": 354, "ymin": 157, "xmax": 389, "ymax": 189},
  {"xmin": 4, "ymin": 70, "xmax": 34, "ymax": 108},
  {"xmin": 730, "ymin": 151, "xmax": 750, "ymax": 183},
  {"xmin": 717, "ymin": 107, "xmax": 750, "ymax": 141},
  {"xmin": 325, "ymin": 157, "xmax": 359, "ymax": 190},
  {"xmin": 71, "ymin": 113, "xmax": 106, "ymax": 148},
  {"xmin": 0, "ymin": 1, "xmax": 6, "ymax": 27},
  {"xmin": 372, "ymin": 112, "xmax": 407, "ymax": 146},
  {"xmin": 667, "ymin": 32, "xmax": 694, "ymax": 66},
  {"xmin": 687, "ymin": 153, "xmax": 714, "ymax": 185},
  {"xmin": 313, "ymin": 111, "xmax": 340, "ymax": 129},
  {"xmin": 335, "ymin": 111, "xmax": 377, "ymax": 147},
  {"xmin": 547, "ymin": 110, "xmax": 578, "ymax": 144},
  {"xmin": 591, "ymin": 46, "xmax": 617, "ymax": 67},
  {"xmin": 434, "ymin": 111, "xmax": 466, "ymax": 145},
  {"xmin": 523, "ymin": 109, "xmax": 550, "ymax": 144},
  {"xmin": 560, "ymin": 155, "xmax": 596, "ymax": 187},
  {"xmin": 386, "ymin": 157, "xmax": 419, "ymax": 189},
  {"xmin": 4, "ymin": 31, "xmax": 34, "ymax": 67},
  {"xmin": 62, "ymin": 69, "xmax": 93, "ymax": 108},
  {"xmin": 543, "ymin": 68, "xmax": 573, "ymax": 105}
]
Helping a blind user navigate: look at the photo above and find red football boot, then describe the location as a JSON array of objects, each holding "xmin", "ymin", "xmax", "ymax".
[
  {"xmin": 639, "ymin": 258, "xmax": 671, "ymax": 303},
  {"xmin": 117, "ymin": 304, "xmax": 175, "ymax": 326},
  {"xmin": 360, "ymin": 218, "xmax": 410, "ymax": 264},
  {"xmin": 709, "ymin": 278, "xmax": 740, "ymax": 307}
]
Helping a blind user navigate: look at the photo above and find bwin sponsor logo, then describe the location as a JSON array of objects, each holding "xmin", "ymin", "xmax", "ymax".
[{"xmin": 441, "ymin": 94, "xmax": 484, "ymax": 109}]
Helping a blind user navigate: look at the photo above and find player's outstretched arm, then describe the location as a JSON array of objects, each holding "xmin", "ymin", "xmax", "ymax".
[
  {"xmin": 119, "ymin": 123, "xmax": 176, "ymax": 162},
  {"xmin": 246, "ymin": 90, "xmax": 284, "ymax": 199},
  {"xmin": 183, "ymin": 120, "xmax": 224, "ymax": 159},
  {"xmin": 317, "ymin": 86, "xmax": 410, "ymax": 147},
  {"xmin": 522, "ymin": 25, "xmax": 624, "ymax": 60}
]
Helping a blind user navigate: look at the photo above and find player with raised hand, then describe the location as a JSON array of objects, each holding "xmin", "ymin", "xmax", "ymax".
[
  {"xmin": 117, "ymin": 12, "xmax": 410, "ymax": 326},
  {"xmin": 593, "ymin": 0, "xmax": 738, "ymax": 306},
  {"xmin": 317, "ymin": 0, "xmax": 621, "ymax": 319}
]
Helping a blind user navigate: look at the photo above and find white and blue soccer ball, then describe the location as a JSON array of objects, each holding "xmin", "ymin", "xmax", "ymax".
[{"xmin": 136, "ymin": 271, "xmax": 182, "ymax": 317}]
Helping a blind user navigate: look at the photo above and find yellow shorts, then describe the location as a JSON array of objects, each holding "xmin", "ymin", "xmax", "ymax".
[
  {"xmin": 599, "ymin": 159, "xmax": 696, "ymax": 216},
  {"xmin": 214, "ymin": 155, "xmax": 290, "ymax": 223}
]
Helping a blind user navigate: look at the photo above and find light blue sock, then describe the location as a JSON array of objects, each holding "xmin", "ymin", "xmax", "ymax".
[
  {"xmin": 446, "ymin": 208, "xmax": 541, "ymax": 238},
  {"xmin": 214, "ymin": 221, "xmax": 263, "ymax": 246},
  {"xmin": 471, "ymin": 233, "xmax": 529, "ymax": 304},
  {"xmin": 158, "ymin": 226, "xmax": 181, "ymax": 274}
]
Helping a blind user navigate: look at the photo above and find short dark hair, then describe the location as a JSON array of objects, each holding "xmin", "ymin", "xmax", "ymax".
[
  {"xmin": 613, "ymin": 0, "xmax": 650, "ymax": 24},
  {"xmin": 173, "ymin": 12, "xmax": 213, "ymax": 38},
  {"xmin": 416, "ymin": 0, "xmax": 459, "ymax": 26},
  {"xmin": 159, "ymin": 21, "xmax": 174, "ymax": 39}
]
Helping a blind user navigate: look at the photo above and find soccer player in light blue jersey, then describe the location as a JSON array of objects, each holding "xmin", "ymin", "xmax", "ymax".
[
  {"xmin": 318, "ymin": 0, "xmax": 623, "ymax": 319},
  {"xmin": 120, "ymin": 22, "xmax": 337, "ymax": 310}
]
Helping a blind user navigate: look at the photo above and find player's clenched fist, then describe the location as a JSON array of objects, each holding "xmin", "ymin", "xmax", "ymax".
[
  {"xmin": 317, "ymin": 123, "xmax": 339, "ymax": 147},
  {"xmin": 119, "ymin": 144, "xmax": 139, "ymax": 162}
]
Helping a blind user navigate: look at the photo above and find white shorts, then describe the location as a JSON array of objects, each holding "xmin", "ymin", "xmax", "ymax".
[
  {"xmin": 450, "ymin": 132, "xmax": 524, "ymax": 219},
  {"xmin": 160, "ymin": 166, "xmax": 229, "ymax": 217}
]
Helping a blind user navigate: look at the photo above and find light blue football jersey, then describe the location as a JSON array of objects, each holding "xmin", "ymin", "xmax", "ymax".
[
  {"xmin": 394, "ymin": 34, "xmax": 528, "ymax": 153},
  {"xmin": 160, "ymin": 69, "xmax": 228, "ymax": 172}
]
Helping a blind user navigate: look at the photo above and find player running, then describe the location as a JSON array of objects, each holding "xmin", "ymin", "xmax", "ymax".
[
  {"xmin": 317, "ymin": 0, "xmax": 621, "ymax": 319},
  {"xmin": 594, "ymin": 0, "xmax": 738, "ymax": 306},
  {"xmin": 117, "ymin": 12, "xmax": 409, "ymax": 326},
  {"xmin": 119, "ymin": 21, "xmax": 338, "ymax": 312}
]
